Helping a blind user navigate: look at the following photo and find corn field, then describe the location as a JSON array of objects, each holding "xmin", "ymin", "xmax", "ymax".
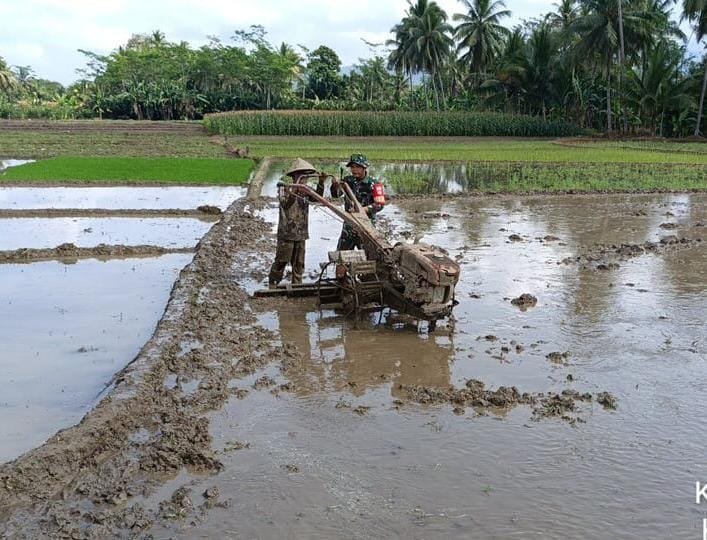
[{"xmin": 203, "ymin": 110, "xmax": 584, "ymax": 137}]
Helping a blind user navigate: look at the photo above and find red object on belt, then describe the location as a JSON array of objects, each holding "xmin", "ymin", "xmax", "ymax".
[{"xmin": 373, "ymin": 182, "xmax": 386, "ymax": 206}]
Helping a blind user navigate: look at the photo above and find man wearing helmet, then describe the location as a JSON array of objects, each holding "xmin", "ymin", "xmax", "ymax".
[
  {"xmin": 268, "ymin": 158, "xmax": 326, "ymax": 288},
  {"xmin": 330, "ymin": 153, "xmax": 385, "ymax": 250}
]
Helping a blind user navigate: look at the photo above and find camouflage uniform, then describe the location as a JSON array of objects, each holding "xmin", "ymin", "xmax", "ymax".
[
  {"xmin": 268, "ymin": 159, "xmax": 324, "ymax": 286},
  {"xmin": 331, "ymin": 154, "xmax": 384, "ymax": 250}
]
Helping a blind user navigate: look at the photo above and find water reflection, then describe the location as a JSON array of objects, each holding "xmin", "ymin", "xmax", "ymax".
[
  {"xmin": 0, "ymin": 159, "xmax": 35, "ymax": 172},
  {"xmin": 272, "ymin": 302, "xmax": 454, "ymax": 398}
]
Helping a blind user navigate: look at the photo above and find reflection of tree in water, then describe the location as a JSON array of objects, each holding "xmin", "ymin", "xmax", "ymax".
[
  {"xmin": 274, "ymin": 303, "xmax": 453, "ymax": 399},
  {"xmin": 656, "ymin": 194, "xmax": 707, "ymax": 296},
  {"xmin": 378, "ymin": 163, "xmax": 466, "ymax": 194}
]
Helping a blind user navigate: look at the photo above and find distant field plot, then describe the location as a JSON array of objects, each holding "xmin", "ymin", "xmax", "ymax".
[
  {"xmin": 0, "ymin": 120, "xmax": 226, "ymax": 158},
  {"xmin": 228, "ymin": 136, "xmax": 707, "ymax": 165},
  {"xmin": 0, "ymin": 157, "xmax": 254, "ymax": 184}
]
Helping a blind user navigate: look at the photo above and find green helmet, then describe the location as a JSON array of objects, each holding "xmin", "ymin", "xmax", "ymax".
[{"xmin": 346, "ymin": 153, "xmax": 369, "ymax": 168}]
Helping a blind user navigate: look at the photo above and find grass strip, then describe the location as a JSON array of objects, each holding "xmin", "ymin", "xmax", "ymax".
[
  {"xmin": 226, "ymin": 136, "xmax": 707, "ymax": 165},
  {"xmin": 0, "ymin": 157, "xmax": 254, "ymax": 184}
]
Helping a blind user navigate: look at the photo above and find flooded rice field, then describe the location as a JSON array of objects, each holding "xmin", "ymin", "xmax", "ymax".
[
  {"xmin": 0, "ymin": 254, "xmax": 192, "ymax": 462},
  {"xmin": 0, "ymin": 184, "xmax": 237, "ymax": 464},
  {"xmin": 0, "ymin": 185, "xmax": 245, "ymax": 210},
  {"xmin": 144, "ymin": 190, "xmax": 705, "ymax": 539},
  {"xmin": 0, "ymin": 173, "xmax": 705, "ymax": 538},
  {"xmin": 0, "ymin": 217, "xmax": 213, "ymax": 250}
]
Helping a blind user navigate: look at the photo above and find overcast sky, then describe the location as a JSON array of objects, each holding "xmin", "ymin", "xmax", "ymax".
[{"xmin": 0, "ymin": 0, "xmax": 698, "ymax": 86}]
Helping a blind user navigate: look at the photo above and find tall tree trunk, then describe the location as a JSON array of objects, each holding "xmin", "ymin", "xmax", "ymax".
[
  {"xmin": 617, "ymin": 0, "xmax": 628, "ymax": 133},
  {"xmin": 695, "ymin": 59, "xmax": 707, "ymax": 137},
  {"xmin": 431, "ymin": 74, "xmax": 440, "ymax": 111},
  {"xmin": 437, "ymin": 72, "xmax": 446, "ymax": 110},
  {"xmin": 606, "ymin": 55, "xmax": 613, "ymax": 134}
]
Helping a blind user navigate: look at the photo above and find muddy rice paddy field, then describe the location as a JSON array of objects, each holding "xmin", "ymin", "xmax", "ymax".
[{"xmin": 0, "ymin": 159, "xmax": 706, "ymax": 539}]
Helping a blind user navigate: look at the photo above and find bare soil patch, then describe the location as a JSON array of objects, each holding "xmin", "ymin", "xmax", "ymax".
[{"xmin": 0, "ymin": 243, "xmax": 194, "ymax": 263}]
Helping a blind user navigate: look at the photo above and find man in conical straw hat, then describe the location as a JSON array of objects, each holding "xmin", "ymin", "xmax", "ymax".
[{"xmin": 268, "ymin": 158, "xmax": 326, "ymax": 288}]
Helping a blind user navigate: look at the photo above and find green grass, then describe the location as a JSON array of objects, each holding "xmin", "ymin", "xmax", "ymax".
[
  {"xmin": 565, "ymin": 140, "xmax": 707, "ymax": 155},
  {"xmin": 2, "ymin": 121, "xmax": 705, "ymax": 191},
  {"xmin": 228, "ymin": 136, "xmax": 707, "ymax": 165},
  {"xmin": 0, "ymin": 157, "xmax": 254, "ymax": 184}
]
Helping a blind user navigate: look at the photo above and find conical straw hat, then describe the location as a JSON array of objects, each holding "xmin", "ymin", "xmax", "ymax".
[{"xmin": 285, "ymin": 158, "xmax": 316, "ymax": 177}]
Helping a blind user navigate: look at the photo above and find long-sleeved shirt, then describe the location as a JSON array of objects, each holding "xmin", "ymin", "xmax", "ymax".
[{"xmin": 276, "ymin": 181, "xmax": 324, "ymax": 241}]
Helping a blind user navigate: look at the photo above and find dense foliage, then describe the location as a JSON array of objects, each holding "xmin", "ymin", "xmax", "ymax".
[{"xmin": 2, "ymin": 0, "xmax": 707, "ymax": 136}]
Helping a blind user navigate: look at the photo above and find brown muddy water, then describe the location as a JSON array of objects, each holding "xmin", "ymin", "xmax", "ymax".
[
  {"xmin": 0, "ymin": 177, "xmax": 705, "ymax": 538},
  {"xmin": 0, "ymin": 253, "xmax": 193, "ymax": 462},
  {"xmin": 149, "ymin": 190, "xmax": 706, "ymax": 539}
]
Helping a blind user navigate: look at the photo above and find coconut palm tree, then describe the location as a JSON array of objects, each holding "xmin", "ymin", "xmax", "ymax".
[
  {"xmin": 549, "ymin": 0, "xmax": 579, "ymax": 31},
  {"xmin": 572, "ymin": 0, "xmax": 653, "ymax": 133},
  {"xmin": 628, "ymin": 39, "xmax": 692, "ymax": 135},
  {"xmin": 453, "ymin": 0, "xmax": 511, "ymax": 79},
  {"xmin": 388, "ymin": 0, "xmax": 454, "ymax": 109},
  {"xmin": 0, "ymin": 55, "xmax": 17, "ymax": 95},
  {"xmin": 682, "ymin": 0, "xmax": 707, "ymax": 135},
  {"xmin": 409, "ymin": 0, "xmax": 454, "ymax": 108}
]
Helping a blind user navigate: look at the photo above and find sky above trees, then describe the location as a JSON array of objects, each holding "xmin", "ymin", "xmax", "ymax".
[{"xmin": 1, "ymin": 0, "xmax": 603, "ymax": 85}]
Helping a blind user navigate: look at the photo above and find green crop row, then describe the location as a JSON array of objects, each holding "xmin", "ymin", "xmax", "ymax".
[
  {"xmin": 203, "ymin": 110, "xmax": 584, "ymax": 137},
  {"xmin": 382, "ymin": 161, "xmax": 707, "ymax": 193},
  {"xmin": 0, "ymin": 157, "xmax": 254, "ymax": 184}
]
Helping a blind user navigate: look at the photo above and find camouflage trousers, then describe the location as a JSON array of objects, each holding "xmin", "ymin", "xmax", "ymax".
[
  {"xmin": 268, "ymin": 239, "xmax": 306, "ymax": 286},
  {"xmin": 336, "ymin": 223, "xmax": 362, "ymax": 251}
]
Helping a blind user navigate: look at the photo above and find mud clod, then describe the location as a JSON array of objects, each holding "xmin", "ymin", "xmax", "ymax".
[
  {"xmin": 597, "ymin": 391, "xmax": 618, "ymax": 410},
  {"xmin": 196, "ymin": 205, "xmax": 222, "ymax": 215},
  {"xmin": 160, "ymin": 487, "xmax": 193, "ymax": 520},
  {"xmin": 546, "ymin": 351, "xmax": 570, "ymax": 364},
  {"xmin": 224, "ymin": 441, "xmax": 251, "ymax": 452},
  {"xmin": 561, "ymin": 237, "xmax": 702, "ymax": 270},
  {"xmin": 203, "ymin": 486, "xmax": 220, "ymax": 499},
  {"xmin": 398, "ymin": 379, "xmax": 611, "ymax": 423},
  {"xmin": 511, "ymin": 293, "xmax": 538, "ymax": 309},
  {"xmin": 253, "ymin": 376, "xmax": 277, "ymax": 390}
]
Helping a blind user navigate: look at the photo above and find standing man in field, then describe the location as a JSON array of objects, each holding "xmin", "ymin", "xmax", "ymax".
[
  {"xmin": 268, "ymin": 158, "xmax": 326, "ymax": 288},
  {"xmin": 331, "ymin": 153, "xmax": 386, "ymax": 250}
]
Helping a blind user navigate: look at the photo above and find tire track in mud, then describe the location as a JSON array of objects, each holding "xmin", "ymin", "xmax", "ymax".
[{"xmin": 0, "ymin": 199, "xmax": 284, "ymax": 538}]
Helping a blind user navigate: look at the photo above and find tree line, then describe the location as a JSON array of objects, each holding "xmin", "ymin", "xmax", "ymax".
[{"xmin": 1, "ymin": 0, "xmax": 707, "ymax": 136}]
